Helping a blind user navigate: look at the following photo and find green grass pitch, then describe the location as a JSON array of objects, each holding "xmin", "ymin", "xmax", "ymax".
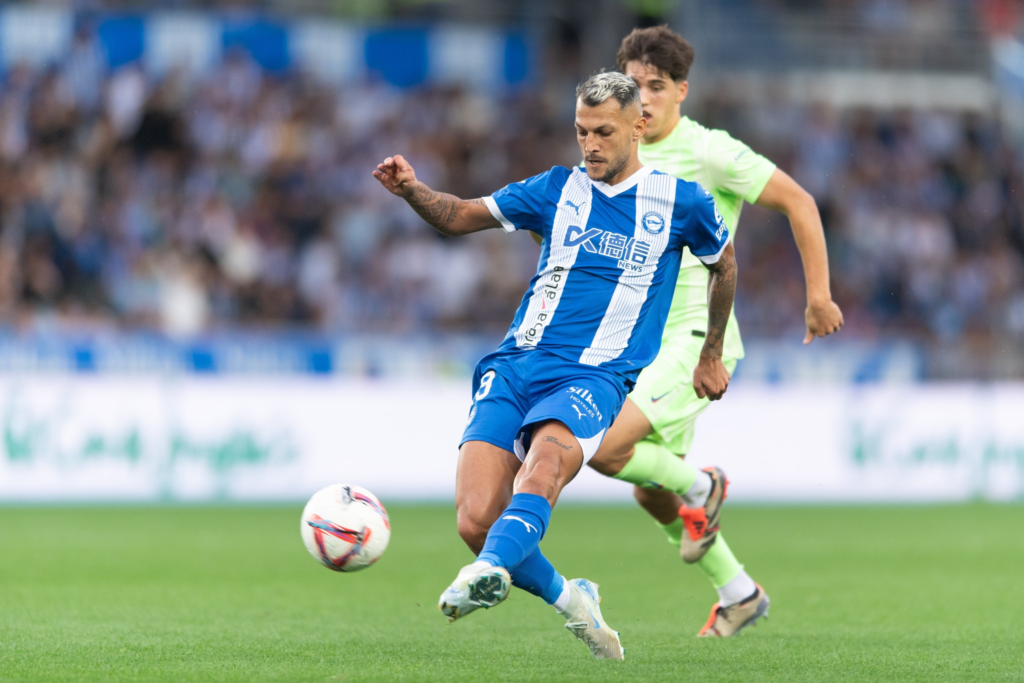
[{"xmin": 1, "ymin": 504, "xmax": 1022, "ymax": 682}]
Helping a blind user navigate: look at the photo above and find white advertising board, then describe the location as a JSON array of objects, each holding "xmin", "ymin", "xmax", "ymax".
[{"xmin": 0, "ymin": 377, "xmax": 1021, "ymax": 503}]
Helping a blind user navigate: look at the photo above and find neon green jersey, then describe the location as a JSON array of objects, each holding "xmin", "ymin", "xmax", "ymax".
[{"xmin": 638, "ymin": 116, "xmax": 776, "ymax": 361}]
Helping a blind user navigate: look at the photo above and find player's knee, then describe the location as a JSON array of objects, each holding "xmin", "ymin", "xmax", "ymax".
[
  {"xmin": 589, "ymin": 444, "xmax": 634, "ymax": 476},
  {"xmin": 456, "ymin": 510, "xmax": 490, "ymax": 554}
]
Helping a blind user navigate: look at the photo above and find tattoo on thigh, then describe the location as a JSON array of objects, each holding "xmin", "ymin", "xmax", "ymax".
[{"xmin": 543, "ymin": 435, "xmax": 573, "ymax": 451}]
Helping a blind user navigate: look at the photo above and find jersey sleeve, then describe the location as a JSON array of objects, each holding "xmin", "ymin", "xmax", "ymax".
[
  {"xmin": 682, "ymin": 183, "xmax": 731, "ymax": 265},
  {"xmin": 484, "ymin": 167, "xmax": 563, "ymax": 234},
  {"xmin": 705, "ymin": 129, "xmax": 777, "ymax": 204}
]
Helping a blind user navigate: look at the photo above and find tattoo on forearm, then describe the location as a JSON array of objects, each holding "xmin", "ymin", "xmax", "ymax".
[
  {"xmin": 405, "ymin": 183, "xmax": 460, "ymax": 227},
  {"xmin": 704, "ymin": 251, "xmax": 737, "ymax": 357},
  {"xmin": 404, "ymin": 184, "xmax": 486, "ymax": 233},
  {"xmin": 543, "ymin": 435, "xmax": 573, "ymax": 451}
]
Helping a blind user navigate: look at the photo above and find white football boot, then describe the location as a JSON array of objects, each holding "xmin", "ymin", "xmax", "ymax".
[
  {"xmin": 561, "ymin": 579, "xmax": 625, "ymax": 660},
  {"xmin": 438, "ymin": 562, "xmax": 511, "ymax": 623}
]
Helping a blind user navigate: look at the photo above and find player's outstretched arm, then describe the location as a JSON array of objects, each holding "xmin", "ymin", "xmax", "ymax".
[
  {"xmin": 373, "ymin": 155, "xmax": 499, "ymax": 236},
  {"xmin": 755, "ymin": 168, "xmax": 844, "ymax": 344},
  {"xmin": 693, "ymin": 242, "xmax": 737, "ymax": 402}
]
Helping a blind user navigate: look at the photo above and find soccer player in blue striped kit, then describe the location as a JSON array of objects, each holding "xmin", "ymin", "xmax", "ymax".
[{"xmin": 373, "ymin": 73, "xmax": 737, "ymax": 659}]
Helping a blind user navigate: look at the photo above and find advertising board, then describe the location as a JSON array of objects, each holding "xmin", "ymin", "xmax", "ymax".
[{"xmin": 1, "ymin": 377, "xmax": 1021, "ymax": 503}]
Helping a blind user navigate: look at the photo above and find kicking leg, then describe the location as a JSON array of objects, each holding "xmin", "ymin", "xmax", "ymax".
[
  {"xmin": 507, "ymin": 421, "xmax": 622, "ymax": 659},
  {"xmin": 454, "ymin": 441, "xmax": 571, "ymax": 607},
  {"xmin": 440, "ymin": 423, "xmax": 583, "ymax": 624},
  {"xmin": 438, "ymin": 440, "xmax": 523, "ymax": 622},
  {"xmin": 443, "ymin": 421, "xmax": 624, "ymax": 659},
  {"xmin": 474, "ymin": 420, "xmax": 583, "ymax": 571}
]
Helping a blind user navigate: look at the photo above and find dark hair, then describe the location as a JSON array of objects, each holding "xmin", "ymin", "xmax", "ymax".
[{"xmin": 616, "ymin": 26, "xmax": 695, "ymax": 82}]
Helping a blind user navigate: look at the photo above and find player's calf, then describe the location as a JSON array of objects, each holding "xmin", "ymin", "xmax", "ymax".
[
  {"xmin": 633, "ymin": 485, "xmax": 684, "ymax": 525},
  {"xmin": 456, "ymin": 514, "xmax": 490, "ymax": 555},
  {"xmin": 454, "ymin": 441, "xmax": 520, "ymax": 553}
]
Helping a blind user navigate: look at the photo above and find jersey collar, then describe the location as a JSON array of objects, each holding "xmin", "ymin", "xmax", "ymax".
[{"xmin": 590, "ymin": 165, "xmax": 653, "ymax": 198}]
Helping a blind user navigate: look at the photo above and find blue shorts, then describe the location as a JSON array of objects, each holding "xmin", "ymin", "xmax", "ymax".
[{"xmin": 461, "ymin": 348, "xmax": 629, "ymax": 462}]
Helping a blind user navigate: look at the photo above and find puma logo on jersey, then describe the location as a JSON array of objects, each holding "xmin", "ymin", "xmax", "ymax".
[
  {"xmin": 571, "ymin": 404, "xmax": 586, "ymax": 419},
  {"xmin": 562, "ymin": 199, "xmax": 585, "ymax": 215},
  {"xmin": 502, "ymin": 515, "xmax": 537, "ymax": 534}
]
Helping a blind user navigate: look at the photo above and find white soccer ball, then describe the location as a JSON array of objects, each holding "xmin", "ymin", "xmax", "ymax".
[{"xmin": 300, "ymin": 484, "xmax": 391, "ymax": 572}]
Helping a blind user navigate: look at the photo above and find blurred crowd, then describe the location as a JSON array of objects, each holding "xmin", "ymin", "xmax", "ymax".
[
  {"xmin": 706, "ymin": 97, "xmax": 1024, "ymax": 344},
  {"xmin": 0, "ymin": 30, "xmax": 573, "ymax": 336},
  {"xmin": 1, "ymin": 27, "xmax": 1023, "ymax": 347}
]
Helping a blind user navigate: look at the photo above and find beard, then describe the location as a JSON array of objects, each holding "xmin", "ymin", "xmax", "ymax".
[{"xmin": 597, "ymin": 152, "xmax": 630, "ymax": 184}]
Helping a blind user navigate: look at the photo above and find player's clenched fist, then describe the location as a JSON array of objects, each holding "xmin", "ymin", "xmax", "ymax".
[
  {"xmin": 803, "ymin": 299, "xmax": 844, "ymax": 345},
  {"xmin": 372, "ymin": 155, "xmax": 418, "ymax": 196},
  {"xmin": 692, "ymin": 354, "xmax": 730, "ymax": 401}
]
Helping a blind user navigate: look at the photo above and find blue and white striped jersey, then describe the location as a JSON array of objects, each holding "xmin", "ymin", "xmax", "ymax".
[{"xmin": 483, "ymin": 165, "xmax": 730, "ymax": 380}]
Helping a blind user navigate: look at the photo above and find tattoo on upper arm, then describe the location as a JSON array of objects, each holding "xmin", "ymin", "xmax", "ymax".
[{"xmin": 542, "ymin": 435, "xmax": 573, "ymax": 451}]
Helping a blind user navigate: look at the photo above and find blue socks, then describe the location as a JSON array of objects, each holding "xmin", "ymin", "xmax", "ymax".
[
  {"xmin": 510, "ymin": 548, "xmax": 565, "ymax": 604},
  {"xmin": 478, "ymin": 493, "xmax": 551, "ymax": 569},
  {"xmin": 477, "ymin": 493, "xmax": 565, "ymax": 605}
]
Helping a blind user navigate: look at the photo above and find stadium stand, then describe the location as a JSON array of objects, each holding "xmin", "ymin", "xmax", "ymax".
[{"xmin": 0, "ymin": 3, "xmax": 1021, "ymax": 379}]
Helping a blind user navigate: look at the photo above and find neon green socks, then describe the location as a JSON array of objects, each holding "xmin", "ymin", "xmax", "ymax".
[
  {"xmin": 659, "ymin": 517, "xmax": 684, "ymax": 546},
  {"xmin": 697, "ymin": 534, "xmax": 744, "ymax": 588},
  {"xmin": 656, "ymin": 520, "xmax": 742, "ymax": 588},
  {"xmin": 612, "ymin": 441, "xmax": 698, "ymax": 494},
  {"xmin": 615, "ymin": 441, "xmax": 748, "ymax": 594}
]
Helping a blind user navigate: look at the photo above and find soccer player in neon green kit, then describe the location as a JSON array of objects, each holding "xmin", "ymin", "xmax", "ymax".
[{"xmin": 587, "ymin": 26, "xmax": 845, "ymax": 636}]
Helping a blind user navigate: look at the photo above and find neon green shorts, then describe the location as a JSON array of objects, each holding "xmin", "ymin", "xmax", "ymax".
[{"xmin": 631, "ymin": 336, "xmax": 739, "ymax": 455}]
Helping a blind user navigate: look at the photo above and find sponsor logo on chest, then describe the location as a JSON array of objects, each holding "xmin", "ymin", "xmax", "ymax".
[{"xmin": 563, "ymin": 225, "xmax": 653, "ymax": 274}]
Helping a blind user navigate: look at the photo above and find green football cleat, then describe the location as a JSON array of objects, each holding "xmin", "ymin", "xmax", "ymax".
[
  {"xmin": 438, "ymin": 562, "xmax": 511, "ymax": 623},
  {"xmin": 562, "ymin": 579, "xmax": 625, "ymax": 660}
]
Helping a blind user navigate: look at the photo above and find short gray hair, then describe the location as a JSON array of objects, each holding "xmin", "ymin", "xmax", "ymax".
[{"xmin": 575, "ymin": 71, "xmax": 641, "ymax": 113}]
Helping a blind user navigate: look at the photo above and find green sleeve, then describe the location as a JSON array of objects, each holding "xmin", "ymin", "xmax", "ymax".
[{"xmin": 705, "ymin": 129, "xmax": 777, "ymax": 204}]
